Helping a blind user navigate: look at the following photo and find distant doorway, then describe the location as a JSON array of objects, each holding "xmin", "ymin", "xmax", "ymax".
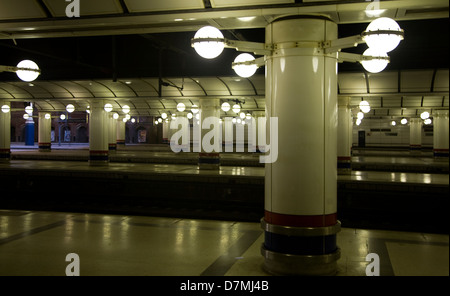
[{"xmin": 358, "ymin": 130, "xmax": 366, "ymax": 147}]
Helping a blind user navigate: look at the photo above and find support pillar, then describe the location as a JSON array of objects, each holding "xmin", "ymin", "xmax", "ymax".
[
  {"xmin": 198, "ymin": 98, "xmax": 220, "ymax": 170},
  {"xmin": 162, "ymin": 118, "xmax": 169, "ymax": 144},
  {"xmin": 108, "ymin": 114, "xmax": 117, "ymax": 153},
  {"xmin": 116, "ymin": 119, "xmax": 126, "ymax": 146},
  {"xmin": 433, "ymin": 110, "xmax": 449, "ymax": 157},
  {"xmin": 89, "ymin": 100, "xmax": 109, "ymax": 165},
  {"xmin": 262, "ymin": 15, "xmax": 341, "ymax": 276},
  {"xmin": 337, "ymin": 97, "xmax": 352, "ymax": 174},
  {"xmin": 409, "ymin": 118, "xmax": 422, "ymax": 153},
  {"xmin": 253, "ymin": 111, "xmax": 265, "ymax": 153},
  {"xmin": 38, "ymin": 112, "xmax": 52, "ymax": 152},
  {"xmin": 0, "ymin": 101, "xmax": 11, "ymax": 161},
  {"xmin": 25, "ymin": 106, "xmax": 35, "ymax": 146}
]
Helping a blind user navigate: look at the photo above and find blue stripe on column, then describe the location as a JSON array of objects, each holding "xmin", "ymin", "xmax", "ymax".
[
  {"xmin": 337, "ymin": 162, "xmax": 351, "ymax": 169},
  {"xmin": 264, "ymin": 232, "xmax": 337, "ymax": 255},
  {"xmin": 198, "ymin": 158, "xmax": 220, "ymax": 164}
]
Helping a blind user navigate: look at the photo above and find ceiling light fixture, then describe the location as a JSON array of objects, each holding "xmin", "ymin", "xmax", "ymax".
[{"xmin": 0, "ymin": 60, "xmax": 41, "ymax": 82}]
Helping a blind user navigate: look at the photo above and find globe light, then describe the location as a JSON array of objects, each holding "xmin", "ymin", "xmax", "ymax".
[
  {"xmin": 187, "ymin": 112, "xmax": 193, "ymax": 119},
  {"xmin": 221, "ymin": 102, "xmax": 231, "ymax": 112},
  {"xmin": 122, "ymin": 105, "xmax": 130, "ymax": 114},
  {"xmin": 232, "ymin": 104, "xmax": 241, "ymax": 114},
  {"xmin": 60, "ymin": 114, "xmax": 66, "ymax": 120},
  {"xmin": 154, "ymin": 120, "xmax": 158, "ymax": 125},
  {"xmin": 195, "ymin": 113, "xmax": 200, "ymax": 120},
  {"xmin": 359, "ymin": 100, "xmax": 371, "ymax": 113},
  {"xmin": 66, "ymin": 104, "xmax": 75, "ymax": 113},
  {"xmin": 125, "ymin": 114, "xmax": 131, "ymax": 120},
  {"xmin": 239, "ymin": 112, "xmax": 246, "ymax": 119},
  {"xmin": 357, "ymin": 111, "xmax": 364, "ymax": 120},
  {"xmin": 25, "ymin": 105, "xmax": 33, "ymax": 115},
  {"xmin": 158, "ymin": 118, "xmax": 162, "ymax": 123},
  {"xmin": 246, "ymin": 113, "xmax": 252, "ymax": 120},
  {"xmin": 420, "ymin": 111, "xmax": 430, "ymax": 120},
  {"xmin": 1, "ymin": 105, "xmax": 10, "ymax": 113},
  {"xmin": 424, "ymin": 118, "xmax": 432, "ymax": 125},
  {"xmin": 361, "ymin": 48, "xmax": 389, "ymax": 73},
  {"xmin": 131, "ymin": 118, "xmax": 136, "ymax": 123},
  {"xmin": 237, "ymin": 118, "xmax": 241, "ymax": 124},
  {"xmin": 113, "ymin": 113, "xmax": 119, "ymax": 120},
  {"xmin": 177, "ymin": 102, "xmax": 186, "ymax": 112},
  {"xmin": 191, "ymin": 105, "xmax": 199, "ymax": 114},
  {"xmin": 23, "ymin": 114, "xmax": 29, "ymax": 120},
  {"xmin": 363, "ymin": 17, "xmax": 403, "ymax": 53},
  {"xmin": 172, "ymin": 113, "xmax": 177, "ymax": 119},
  {"xmin": 104, "ymin": 103, "xmax": 113, "ymax": 112},
  {"xmin": 161, "ymin": 113, "xmax": 168, "ymax": 119},
  {"xmin": 16, "ymin": 60, "xmax": 40, "ymax": 82},
  {"xmin": 401, "ymin": 118, "xmax": 408, "ymax": 125},
  {"xmin": 192, "ymin": 26, "xmax": 225, "ymax": 59},
  {"xmin": 233, "ymin": 53, "xmax": 258, "ymax": 78},
  {"xmin": 232, "ymin": 118, "xmax": 237, "ymax": 124},
  {"xmin": 45, "ymin": 113, "xmax": 51, "ymax": 120},
  {"xmin": 356, "ymin": 118, "xmax": 362, "ymax": 126},
  {"xmin": 391, "ymin": 120, "xmax": 396, "ymax": 126}
]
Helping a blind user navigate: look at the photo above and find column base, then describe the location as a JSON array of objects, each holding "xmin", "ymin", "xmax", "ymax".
[
  {"xmin": 109, "ymin": 143, "xmax": 117, "ymax": 154},
  {"xmin": 198, "ymin": 153, "xmax": 220, "ymax": 170},
  {"xmin": 337, "ymin": 157, "xmax": 351, "ymax": 175},
  {"xmin": 433, "ymin": 149, "xmax": 449, "ymax": 158},
  {"xmin": 89, "ymin": 150, "xmax": 109, "ymax": 166},
  {"xmin": 409, "ymin": 145, "xmax": 422, "ymax": 154},
  {"xmin": 261, "ymin": 217, "xmax": 341, "ymax": 276},
  {"xmin": 0, "ymin": 149, "xmax": 10, "ymax": 162},
  {"xmin": 38, "ymin": 142, "xmax": 51, "ymax": 152},
  {"xmin": 261, "ymin": 244, "xmax": 340, "ymax": 276}
]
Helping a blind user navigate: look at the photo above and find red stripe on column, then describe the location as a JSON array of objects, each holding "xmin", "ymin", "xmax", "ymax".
[
  {"xmin": 199, "ymin": 153, "xmax": 220, "ymax": 158},
  {"xmin": 337, "ymin": 156, "xmax": 351, "ymax": 161},
  {"xmin": 433, "ymin": 149, "xmax": 449, "ymax": 152},
  {"xmin": 265, "ymin": 211, "xmax": 337, "ymax": 227}
]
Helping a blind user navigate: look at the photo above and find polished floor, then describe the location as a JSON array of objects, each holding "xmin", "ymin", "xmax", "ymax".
[{"xmin": 0, "ymin": 209, "xmax": 448, "ymax": 276}]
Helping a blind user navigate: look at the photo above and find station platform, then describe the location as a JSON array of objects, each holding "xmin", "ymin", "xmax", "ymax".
[
  {"xmin": 9, "ymin": 143, "xmax": 449, "ymax": 173},
  {"xmin": 0, "ymin": 209, "xmax": 448, "ymax": 276}
]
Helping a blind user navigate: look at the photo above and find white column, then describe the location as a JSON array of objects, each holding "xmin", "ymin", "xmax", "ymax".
[
  {"xmin": 337, "ymin": 97, "xmax": 352, "ymax": 174},
  {"xmin": 0, "ymin": 101, "xmax": 11, "ymax": 161},
  {"xmin": 116, "ymin": 119, "xmax": 126, "ymax": 146},
  {"xmin": 198, "ymin": 98, "xmax": 221, "ymax": 170},
  {"xmin": 262, "ymin": 15, "xmax": 340, "ymax": 276},
  {"xmin": 433, "ymin": 110, "xmax": 449, "ymax": 157},
  {"xmin": 89, "ymin": 99, "xmax": 109, "ymax": 165},
  {"xmin": 162, "ymin": 119, "xmax": 169, "ymax": 144},
  {"xmin": 409, "ymin": 118, "xmax": 422, "ymax": 153},
  {"xmin": 108, "ymin": 114, "xmax": 117, "ymax": 153},
  {"xmin": 253, "ymin": 111, "xmax": 265, "ymax": 153},
  {"xmin": 38, "ymin": 112, "xmax": 52, "ymax": 152}
]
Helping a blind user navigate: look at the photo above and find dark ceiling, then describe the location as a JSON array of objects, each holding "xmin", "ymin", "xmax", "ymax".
[{"xmin": 0, "ymin": 18, "xmax": 448, "ymax": 81}]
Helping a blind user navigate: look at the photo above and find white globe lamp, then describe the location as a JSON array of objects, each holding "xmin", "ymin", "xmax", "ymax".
[
  {"xmin": 363, "ymin": 17, "xmax": 404, "ymax": 53},
  {"xmin": 16, "ymin": 60, "xmax": 40, "ymax": 82},
  {"xmin": 192, "ymin": 26, "xmax": 225, "ymax": 59},
  {"xmin": 359, "ymin": 100, "xmax": 371, "ymax": 113},
  {"xmin": 221, "ymin": 102, "xmax": 231, "ymax": 112},
  {"xmin": 233, "ymin": 53, "xmax": 258, "ymax": 78},
  {"xmin": 361, "ymin": 48, "xmax": 389, "ymax": 73}
]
